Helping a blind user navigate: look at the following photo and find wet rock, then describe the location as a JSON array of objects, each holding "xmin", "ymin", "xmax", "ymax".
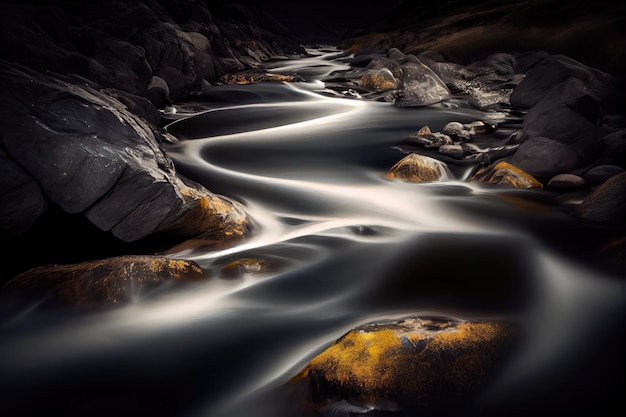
[
  {"xmin": 387, "ymin": 153, "xmax": 452, "ymax": 183},
  {"xmin": 439, "ymin": 143, "xmax": 466, "ymax": 159},
  {"xmin": 547, "ymin": 173, "xmax": 586, "ymax": 190},
  {"xmin": 408, "ymin": 125, "xmax": 452, "ymax": 149},
  {"xmin": 583, "ymin": 165, "xmax": 625, "ymax": 186},
  {"xmin": 288, "ymin": 315, "xmax": 516, "ymax": 415},
  {"xmin": 216, "ymin": 71, "xmax": 300, "ymax": 85},
  {"xmin": 465, "ymin": 120, "xmax": 495, "ymax": 135},
  {"xmin": 1, "ymin": 255, "xmax": 208, "ymax": 306},
  {"xmin": 0, "ymin": 62, "xmax": 250, "ymax": 244},
  {"xmin": 220, "ymin": 258, "xmax": 268, "ymax": 279},
  {"xmin": 470, "ymin": 161, "xmax": 543, "ymax": 189},
  {"xmin": 519, "ymin": 77, "xmax": 611, "ymax": 146},
  {"xmin": 510, "ymin": 54, "xmax": 613, "ymax": 109},
  {"xmin": 508, "ymin": 136, "xmax": 582, "ymax": 180},
  {"xmin": 395, "ymin": 59, "xmax": 451, "ymax": 107},
  {"xmin": 575, "ymin": 171, "xmax": 626, "ymax": 223},
  {"xmin": 462, "ymin": 144, "xmax": 520, "ymax": 163},
  {"xmin": 360, "ymin": 68, "xmax": 399, "ymax": 92},
  {"xmin": 442, "ymin": 121, "xmax": 472, "ymax": 142}
]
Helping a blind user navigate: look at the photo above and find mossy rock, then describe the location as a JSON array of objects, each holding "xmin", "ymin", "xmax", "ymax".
[
  {"xmin": 1, "ymin": 255, "xmax": 208, "ymax": 306},
  {"xmin": 470, "ymin": 161, "xmax": 543, "ymax": 188},
  {"xmin": 288, "ymin": 315, "xmax": 517, "ymax": 415},
  {"xmin": 387, "ymin": 153, "xmax": 452, "ymax": 182}
]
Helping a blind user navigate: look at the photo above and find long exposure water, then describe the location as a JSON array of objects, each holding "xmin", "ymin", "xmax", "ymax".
[{"xmin": 1, "ymin": 48, "xmax": 624, "ymax": 417}]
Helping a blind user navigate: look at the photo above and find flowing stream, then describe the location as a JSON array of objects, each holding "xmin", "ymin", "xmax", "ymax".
[{"xmin": 1, "ymin": 48, "xmax": 624, "ymax": 417}]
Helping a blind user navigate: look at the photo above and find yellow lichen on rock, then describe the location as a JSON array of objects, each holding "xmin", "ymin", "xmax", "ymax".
[
  {"xmin": 361, "ymin": 69, "xmax": 398, "ymax": 92},
  {"xmin": 289, "ymin": 316, "xmax": 516, "ymax": 413},
  {"xmin": 470, "ymin": 161, "xmax": 543, "ymax": 188},
  {"xmin": 387, "ymin": 153, "xmax": 451, "ymax": 182},
  {"xmin": 1, "ymin": 255, "xmax": 209, "ymax": 306}
]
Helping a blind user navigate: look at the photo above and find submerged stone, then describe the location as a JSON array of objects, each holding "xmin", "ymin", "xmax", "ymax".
[
  {"xmin": 387, "ymin": 153, "xmax": 452, "ymax": 182},
  {"xmin": 288, "ymin": 315, "xmax": 516, "ymax": 415}
]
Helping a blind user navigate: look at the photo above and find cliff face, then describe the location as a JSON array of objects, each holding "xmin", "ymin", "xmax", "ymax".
[{"xmin": 0, "ymin": 0, "xmax": 306, "ymax": 282}]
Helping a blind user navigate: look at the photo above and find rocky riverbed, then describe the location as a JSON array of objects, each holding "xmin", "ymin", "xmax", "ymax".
[{"xmin": 0, "ymin": 1, "xmax": 625, "ymax": 416}]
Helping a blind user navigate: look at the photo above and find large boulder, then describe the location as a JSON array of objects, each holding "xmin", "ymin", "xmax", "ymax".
[
  {"xmin": 507, "ymin": 136, "xmax": 583, "ymax": 180},
  {"xmin": 288, "ymin": 315, "xmax": 516, "ymax": 415},
  {"xmin": 1, "ymin": 255, "xmax": 208, "ymax": 307},
  {"xmin": 0, "ymin": 62, "xmax": 250, "ymax": 244}
]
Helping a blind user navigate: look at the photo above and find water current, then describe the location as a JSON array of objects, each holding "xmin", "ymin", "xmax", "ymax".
[{"xmin": 0, "ymin": 48, "xmax": 624, "ymax": 417}]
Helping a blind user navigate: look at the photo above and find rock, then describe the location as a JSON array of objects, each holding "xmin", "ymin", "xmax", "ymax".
[
  {"xmin": 288, "ymin": 315, "xmax": 516, "ymax": 415},
  {"xmin": 439, "ymin": 143, "xmax": 465, "ymax": 159},
  {"xmin": 465, "ymin": 120, "xmax": 495, "ymax": 135},
  {"xmin": 395, "ymin": 59, "xmax": 451, "ymax": 107},
  {"xmin": 547, "ymin": 173, "xmax": 587, "ymax": 189},
  {"xmin": 470, "ymin": 161, "xmax": 543, "ymax": 189},
  {"xmin": 584, "ymin": 165, "xmax": 625, "ymax": 186},
  {"xmin": 519, "ymin": 77, "xmax": 611, "ymax": 146},
  {"xmin": 387, "ymin": 153, "xmax": 452, "ymax": 183},
  {"xmin": 408, "ymin": 125, "xmax": 452, "ymax": 149},
  {"xmin": 360, "ymin": 68, "xmax": 399, "ymax": 92},
  {"xmin": 575, "ymin": 171, "xmax": 626, "ymax": 223},
  {"xmin": 597, "ymin": 129, "xmax": 626, "ymax": 167},
  {"xmin": 0, "ymin": 62, "xmax": 250, "ymax": 244},
  {"xmin": 220, "ymin": 258, "xmax": 268, "ymax": 278},
  {"xmin": 0, "ymin": 148, "xmax": 47, "ymax": 240},
  {"xmin": 1, "ymin": 255, "xmax": 208, "ymax": 306},
  {"xmin": 508, "ymin": 136, "xmax": 582, "ymax": 180},
  {"xmin": 217, "ymin": 70, "xmax": 301, "ymax": 85},
  {"xmin": 463, "ymin": 144, "xmax": 520, "ymax": 163},
  {"xmin": 443, "ymin": 121, "xmax": 472, "ymax": 142},
  {"xmin": 147, "ymin": 75, "xmax": 171, "ymax": 108},
  {"xmin": 510, "ymin": 54, "xmax": 613, "ymax": 109}
]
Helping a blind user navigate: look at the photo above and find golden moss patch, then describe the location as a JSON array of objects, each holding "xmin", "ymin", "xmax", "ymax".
[
  {"xmin": 2, "ymin": 255, "xmax": 209, "ymax": 306},
  {"xmin": 387, "ymin": 153, "xmax": 450, "ymax": 182},
  {"xmin": 290, "ymin": 316, "xmax": 515, "ymax": 411},
  {"xmin": 470, "ymin": 161, "xmax": 543, "ymax": 188}
]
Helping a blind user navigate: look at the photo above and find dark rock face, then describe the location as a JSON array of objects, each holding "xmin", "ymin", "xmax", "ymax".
[
  {"xmin": 342, "ymin": 0, "xmax": 626, "ymax": 76},
  {"xmin": 0, "ymin": 1, "xmax": 306, "ymax": 109},
  {"xmin": 0, "ymin": 0, "xmax": 302, "ymax": 282},
  {"xmin": 0, "ymin": 62, "xmax": 249, "ymax": 246}
]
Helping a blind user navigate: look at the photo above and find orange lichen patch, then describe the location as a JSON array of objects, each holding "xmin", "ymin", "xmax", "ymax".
[
  {"xmin": 387, "ymin": 153, "xmax": 450, "ymax": 182},
  {"xmin": 470, "ymin": 161, "xmax": 543, "ymax": 188},
  {"xmin": 163, "ymin": 188, "xmax": 251, "ymax": 244},
  {"xmin": 289, "ymin": 316, "xmax": 516, "ymax": 412},
  {"xmin": 1, "ymin": 255, "xmax": 209, "ymax": 306},
  {"xmin": 220, "ymin": 258, "xmax": 267, "ymax": 278},
  {"xmin": 217, "ymin": 72, "xmax": 299, "ymax": 85},
  {"xmin": 361, "ymin": 70, "xmax": 398, "ymax": 92},
  {"xmin": 417, "ymin": 125, "xmax": 432, "ymax": 136}
]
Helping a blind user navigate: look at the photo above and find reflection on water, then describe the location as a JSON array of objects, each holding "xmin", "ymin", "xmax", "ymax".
[{"xmin": 0, "ymin": 48, "xmax": 624, "ymax": 417}]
